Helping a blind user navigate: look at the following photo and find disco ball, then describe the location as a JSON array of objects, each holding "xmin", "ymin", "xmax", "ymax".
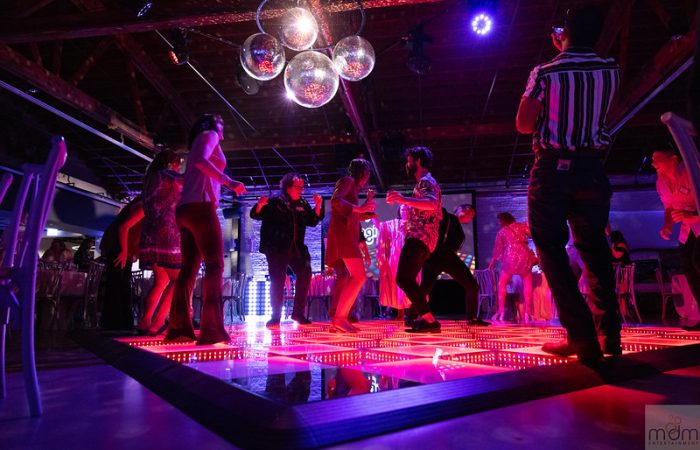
[
  {"xmin": 332, "ymin": 36, "xmax": 375, "ymax": 81},
  {"xmin": 278, "ymin": 7, "xmax": 319, "ymax": 51},
  {"xmin": 284, "ymin": 51, "xmax": 339, "ymax": 108},
  {"xmin": 240, "ymin": 33, "xmax": 286, "ymax": 81}
]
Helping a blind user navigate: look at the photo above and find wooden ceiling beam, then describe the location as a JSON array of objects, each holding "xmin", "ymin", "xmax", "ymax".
[
  {"xmin": 0, "ymin": 0, "xmax": 447, "ymax": 44},
  {"xmin": 126, "ymin": 60, "xmax": 147, "ymax": 131},
  {"xmin": 608, "ymin": 27, "xmax": 696, "ymax": 128},
  {"xmin": 68, "ymin": 0, "xmax": 196, "ymax": 128},
  {"xmin": 9, "ymin": 0, "xmax": 57, "ymax": 19},
  {"xmin": 114, "ymin": 34, "xmax": 196, "ymax": 127},
  {"xmin": 596, "ymin": 0, "xmax": 636, "ymax": 56},
  {"xmin": 0, "ymin": 43, "xmax": 155, "ymax": 150},
  {"xmin": 69, "ymin": 38, "xmax": 112, "ymax": 85}
]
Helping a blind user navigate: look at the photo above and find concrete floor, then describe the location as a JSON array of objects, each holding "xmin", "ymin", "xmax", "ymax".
[{"xmin": 2, "ymin": 333, "xmax": 700, "ymax": 449}]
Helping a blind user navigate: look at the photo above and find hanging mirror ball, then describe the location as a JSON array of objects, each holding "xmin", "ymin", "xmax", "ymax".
[
  {"xmin": 240, "ymin": 33, "xmax": 286, "ymax": 81},
  {"xmin": 332, "ymin": 35, "xmax": 375, "ymax": 81},
  {"xmin": 278, "ymin": 7, "xmax": 319, "ymax": 51},
  {"xmin": 284, "ymin": 51, "xmax": 339, "ymax": 108}
]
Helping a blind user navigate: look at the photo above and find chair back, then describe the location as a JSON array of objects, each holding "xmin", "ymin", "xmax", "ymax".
[
  {"xmin": 615, "ymin": 264, "xmax": 636, "ymax": 295},
  {"xmin": 230, "ymin": 272, "xmax": 248, "ymax": 300},
  {"xmin": 0, "ymin": 136, "xmax": 67, "ymax": 417},
  {"xmin": 2, "ymin": 136, "xmax": 67, "ymax": 273},
  {"xmin": 473, "ymin": 269, "xmax": 497, "ymax": 297},
  {"xmin": 85, "ymin": 261, "xmax": 105, "ymax": 302},
  {"xmin": 0, "ymin": 173, "xmax": 12, "ymax": 205}
]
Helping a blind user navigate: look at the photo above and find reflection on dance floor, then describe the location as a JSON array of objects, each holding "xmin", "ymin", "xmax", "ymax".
[{"xmin": 115, "ymin": 320, "xmax": 700, "ymax": 405}]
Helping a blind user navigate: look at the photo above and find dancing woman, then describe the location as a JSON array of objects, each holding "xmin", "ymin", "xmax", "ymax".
[
  {"xmin": 165, "ymin": 114, "xmax": 246, "ymax": 345},
  {"xmin": 489, "ymin": 212, "xmax": 535, "ymax": 323},
  {"xmin": 326, "ymin": 159, "xmax": 375, "ymax": 332},
  {"xmin": 137, "ymin": 150, "xmax": 183, "ymax": 335}
]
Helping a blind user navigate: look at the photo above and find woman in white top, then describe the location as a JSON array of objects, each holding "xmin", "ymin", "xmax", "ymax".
[{"xmin": 165, "ymin": 114, "xmax": 246, "ymax": 344}]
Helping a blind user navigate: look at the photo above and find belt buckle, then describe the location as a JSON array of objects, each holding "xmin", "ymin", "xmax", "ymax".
[{"xmin": 556, "ymin": 159, "xmax": 571, "ymax": 171}]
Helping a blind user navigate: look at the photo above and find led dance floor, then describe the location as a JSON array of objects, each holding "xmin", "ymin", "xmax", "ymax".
[{"xmin": 75, "ymin": 320, "xmax": 700, "ymax": 449}]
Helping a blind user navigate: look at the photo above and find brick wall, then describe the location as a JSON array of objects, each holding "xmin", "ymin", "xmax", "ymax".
[{"xmin": 239, "ymin": 205, "xmax": 323, "ymax": 281}]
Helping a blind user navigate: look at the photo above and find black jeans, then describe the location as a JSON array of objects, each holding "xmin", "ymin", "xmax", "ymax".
[
  {"xmin": 265, "ymin": 248, "xmax": 312, "ymax": 320},
  {"xmin": 528, "ymin": 152, "xmax": 620, "ymax": 343},
  {"xmin": 100, "ymin": 253, "xmax": 133, "ymax": 330},
  {"xmin": 396, "ymin": 238, "xmax": 433, "ymax": 317},
  {"xmin": 421, "ymin": 246, "xmax": 479, "ymax": 320},
  {"xmin": 680, "ymin": 232, "xmax": 700, "ymax": 308}
]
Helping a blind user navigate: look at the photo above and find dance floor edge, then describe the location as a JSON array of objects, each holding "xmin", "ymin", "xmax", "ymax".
[{"xmin": 70, "ymin": 328, "xmax": 700, "ymax": 449}]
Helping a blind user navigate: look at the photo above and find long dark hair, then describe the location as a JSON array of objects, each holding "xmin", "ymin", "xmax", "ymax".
[
  {"xmin": 145, "ymin": 150, "xmax": 180, "ymax": 179},
  {"xmin": 280, "ymin": 172, "xmax": 302, "ymax": 193},
  {"xmin": 497, "ymin": 212, "xmax": 516, "ymax": 226},
  {"xmin": 609, "ymin": 230, "xmax": 627, "ymax": 246},
  {"xmin": 187, "ymin": 114, "xmax": 223, "ymax": 149},
  {"xmin": 348, "ymin": 158, "xmax": 371, "ymax": 182}
]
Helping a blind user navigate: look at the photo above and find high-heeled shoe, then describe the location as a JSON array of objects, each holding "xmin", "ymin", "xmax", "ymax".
[
  {"xmin": 330, "ymin": 318, "xmax": 359, "ymax": 333},
  {"xmin": 491, "ymin": 311, "xmax": 505, "ymax": 322},
  {"xmin": 523, "ymin": 313, "xmax": 534, "ymax": 324}
]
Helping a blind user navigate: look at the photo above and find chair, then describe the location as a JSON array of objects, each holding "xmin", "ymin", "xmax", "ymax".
[
  {"xmin": 473, "ymin": 269, "xmax": 497, "ymax": 320},
  {"xmin": 35, "ymin": 263, "xmax": 63, "ymax": 330},
  {"xmin": 192, "ymin": 276, "xmax": 203, "ymax": 323},
  {"xmin": 282, "ymin": 274, "xmax": 295, "ymax": 319},
  {"xmin": 655, "ymin": 267, "xmax": 679, "ymax": 321},
  {"xmin": 130, "ymin": 270, "xmax": 144, "ymax": 327},
  {"xmin": 222, "ymin": 272, "xmax": 248, "ymax": 324},
  {"xmin": 615, "ymin": 263, "xmax": 642, "ymax": 324},
  {"xmin": 82, "ymin": 261, "xmax": 105, "ymax": 328},
  {"xmin": 306, "ymin": 272, "xmax": 333, "ymax": 321},
  {"xmin": 361, "ymin": 278, "xmax": 381, "ymax": 319},
  {"xmin": 0, "ymin": 136, "xmax": 67, "ymax": 416}
]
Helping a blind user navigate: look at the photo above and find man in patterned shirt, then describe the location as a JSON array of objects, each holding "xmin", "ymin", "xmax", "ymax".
[{"xmin": 387, "ymin": 146, "xmax": 443, "ymax": 333}]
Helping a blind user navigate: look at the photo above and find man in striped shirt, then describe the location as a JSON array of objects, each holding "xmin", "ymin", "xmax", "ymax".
[{"xmin": 516, "ymin": 5, "xmax": 621, "ymax": 361}]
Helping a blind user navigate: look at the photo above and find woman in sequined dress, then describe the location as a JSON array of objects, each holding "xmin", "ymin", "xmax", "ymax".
[
  {"xmin": 137, "ymin": 150, "xmax": 183, "ymax": 335},
  {"xmin": 489, "ymin": 212, "xmax": 535, "ymax": 322}
]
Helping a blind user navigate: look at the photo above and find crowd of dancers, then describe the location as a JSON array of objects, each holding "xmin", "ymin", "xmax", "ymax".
[{"xmin": 96, "ymin": 4, "xmax": 700, "ymax": 362}]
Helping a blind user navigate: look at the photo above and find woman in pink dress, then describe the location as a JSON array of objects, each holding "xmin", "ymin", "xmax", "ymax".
[
  {"xmin": 326, "ymin": 159, "xmax": 375, "ymax": 332},
  {"xmin": 375, "ymin": 205, "xmax": 412, "ymax": 316},
  {"xmin": 137, "ymin": 150, "xmax": 183, "ymax": 335},
  {"xmin": 165, "ymin": 114, "xmax": 246, "ymax": 345},
  {"xmin": 489, "ymin": 212, "xmax": 535, "ymax": 322}
]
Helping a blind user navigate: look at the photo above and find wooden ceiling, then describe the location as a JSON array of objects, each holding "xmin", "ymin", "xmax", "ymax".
[{"xmin": 0, "ymin": 0, "xmax": 695, "ymax": 200}]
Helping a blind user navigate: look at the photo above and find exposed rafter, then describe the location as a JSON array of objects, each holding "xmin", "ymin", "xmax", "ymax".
[
  {"xmin": 8, "ymin": 0, "xmax": 57, "ymax": 19},
  {"xmin": 0, "ymin": 43, "xmax": 155, "ymax": 150},
  {"xmin": 596, "ymin": 0, "xmax": 636, "ymax": 56},
  {"xmin": 69, "ymin": 38, "xmax": 112, "ymax": 85},
  {"xmin": 608, "ymin": 28, "xmax": 696, "ymax": 129},
  {"xmin": 0, "ymin": 0, "xmax": 447, "ymax": 44},
  {"xmin": 114, "ymin": 34, "xmax": 195, "ymax": 127},
  {"xmin": 68, "ymin": 0, "xmax": 196, "ymax": 128}
]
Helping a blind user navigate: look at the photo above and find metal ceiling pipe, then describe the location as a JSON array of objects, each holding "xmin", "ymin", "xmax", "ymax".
[
  {"xmin": 610, "ymin": 56, "xmax": 694, "ymax": 135},
  {"xmin": 0, "ymin": 79, "xmax": 153, "ymax": 162}
]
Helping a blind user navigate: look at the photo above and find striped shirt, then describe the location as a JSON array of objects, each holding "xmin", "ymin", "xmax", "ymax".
[{"xmin": 522, "ymin": 47, "xmax": 620, "ymax": 152}]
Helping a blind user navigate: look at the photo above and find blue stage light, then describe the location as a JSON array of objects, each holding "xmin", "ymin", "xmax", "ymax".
[{"xmin": 471, "ymin": 13, "xmax": 493, "ymax": 36}]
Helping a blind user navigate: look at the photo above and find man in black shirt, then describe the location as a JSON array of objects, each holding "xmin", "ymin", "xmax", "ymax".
[
  {"xmin": 250, "ymin": 173, "xmax": 323, "ymax": 327},
  {"xmin": 419, "ymin": 205, "xmax": 487, "ymax": 326}
]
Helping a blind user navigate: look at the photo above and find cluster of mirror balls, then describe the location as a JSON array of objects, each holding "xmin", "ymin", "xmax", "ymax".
[{"xmin": 240, "ymin": 7, "xmax": 375, "ymax": 108}]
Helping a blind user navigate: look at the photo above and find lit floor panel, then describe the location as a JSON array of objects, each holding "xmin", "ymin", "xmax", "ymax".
[{"xmin": 113, "ymin": 320, "xmax": 700, "ymax": 404}]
